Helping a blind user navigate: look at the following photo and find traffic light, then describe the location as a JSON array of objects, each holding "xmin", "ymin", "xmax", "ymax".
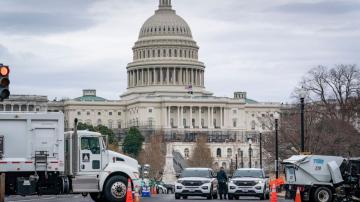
[{"xmin": 0, "ymin": 64, "xmax": 10, "ymax": 101}]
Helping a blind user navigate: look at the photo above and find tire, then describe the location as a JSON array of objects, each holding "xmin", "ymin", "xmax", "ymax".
[
  {"xmin": 175, "ymin": 194, "xmax": 181, "ymax": 199},
  {"xmin": 90, "ymin": 193, "xmax": 106, "ymax": 202},
  {"xmin": 183, "ymin": 196, "xmax": 188, "ymax": 199},
  {"xmin": 260, "ymin": 192, "xmax": 266, "ymax": 200},
  {"xmin": 228, "ymin": 193, "xmax": 234, "ymax": 200},
  {"xmin": 313, "ymin": 187, "xmax": 333, "ymax": 202},
  {"xmin": 103, "ymin": 175, "xmax": 128, "ymax": 202},
  {"xmin": 235, "ymin": 196, "xmax": 239, "ymax": 200}
]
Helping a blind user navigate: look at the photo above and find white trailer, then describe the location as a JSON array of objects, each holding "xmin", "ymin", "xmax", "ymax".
[{"xmin": 0, "ymin": 112, "xmax": 140, "ymax": 202}]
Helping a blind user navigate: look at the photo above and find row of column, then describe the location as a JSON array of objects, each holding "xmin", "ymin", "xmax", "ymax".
[
  {"xmin": 165, "ymin": 106, "xmax": 225, "ymax": 129},
  {"xmin": 128, "ymin": 67, "xmax": 204, "ymax": 87},
  {"xmin": 0, "ymin": 104, "xmax": 36, "ymax": 112}
]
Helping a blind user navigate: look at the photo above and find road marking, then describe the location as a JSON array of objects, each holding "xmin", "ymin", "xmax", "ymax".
[{"xmin": 7, "ymin": 196, "xmax": 56, "ymax": 202}]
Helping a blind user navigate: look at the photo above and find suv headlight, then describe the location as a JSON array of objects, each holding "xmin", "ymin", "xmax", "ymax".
[
  {"xmin": 229, "ymin": 180, "xmax": 234, "ymax": 183},
  {"xmin": 256, "ymin": 180, "xmax": 264, "ymax": 184}
]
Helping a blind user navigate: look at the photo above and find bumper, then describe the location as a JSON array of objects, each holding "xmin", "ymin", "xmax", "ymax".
[
  {"xmin": 175, "ymin": 183, "xmax": 212, "ymax": 195},
  {"xmin": 228, "ymin": 183, "xmax": 266, "ymax": 196}
]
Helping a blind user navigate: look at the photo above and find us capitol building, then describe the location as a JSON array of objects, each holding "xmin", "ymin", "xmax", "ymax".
[{"xmin": 1, "ymin": 0, "xmax": 280, "ymax": 176}]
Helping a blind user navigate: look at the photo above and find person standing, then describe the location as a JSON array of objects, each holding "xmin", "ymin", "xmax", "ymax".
[{"xmin": 217, "ymin": 167, "xmax": 228, "ymax": 200}]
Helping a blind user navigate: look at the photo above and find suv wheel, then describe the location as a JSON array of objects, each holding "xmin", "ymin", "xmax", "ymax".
[
  {"xmin": 175, "ymin": 194, "xmax": 181, "ymax": 200},
  {"xmin": 228, "ymin": 194, "xmax": 234, "ymax": 200}
]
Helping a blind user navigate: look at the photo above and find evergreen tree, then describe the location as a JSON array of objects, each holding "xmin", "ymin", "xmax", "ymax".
[{"xmin": 122, "ymin": 127, "xmax": 145, "ymax": 157}]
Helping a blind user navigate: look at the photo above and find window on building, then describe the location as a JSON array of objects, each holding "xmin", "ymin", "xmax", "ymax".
[
  {"xmin": 97, "ymin": 119, "xmax": 102, "ymax": 125},
  {"xmin": 118, "ymin": 112, "xmax": 121, "ymax": 116},
  {"xmin": 262, "ymin": 114, "xmax": 265, "ymax": 117},
  {"xmin": 109, "ymin": 112, "xmax": 113, "ymax": 116},
  {"xmin": 227, "ymin": 148, "xmax": 232, "ymax": 158},
  {"xmin": 222, "ymin": 162, "xmax": 227, "ymax": 169},
  {"xmin": 251, "ymin": 121, "xmax": 256, "ymax": 130},
  {"xmin": 262, "ymin": 123, "xmax": 266, "ymax": 130},
  {"xmin": 149, "ymin": 108, "xmax": 152, "ymax": 113},
  {"xmin": 170, "ymin": 118, "xmax": 174, "ymax": 128},
  {"xmin": 201, "ymin": 119, "xmax": 205, "ymax": 128},
  {"xmin": 183, "ymin": 119, "xmax": 187, "ymax": 128},
  {"xmin": 98, "ymin": 112, "xmax": 101, "ymax": 115},
  {"xmin": 213, "ymin": 119, "xmax": 217, "ymax": 128},
  {"xmin": 192, "ymin": 108, "xmax": 195, "ymax": 113},
  {"xmin": 216, "ymin": 148, "xmax": 222, "ymax": 157},
  {"xmin": 108, "ymin": 120, "xmax": 113, "ymax": 129},
  {"xmin": 77, "ymin": 111, "xmax": 81, "ymax": 116},
  {"xmin": 117, "ymin": 120, "xmax": 122, "ymax": 129},
  {"xmin": 233, "ymin": 119, "xmax": 237, "ymax": 127},
  {"xmin": 184, "ymin": 148, "xmax": 190, "ymax": 158},
  {"xmin": 233, "ymin": 110, "xmax": 237, "ymax": 114},
  {"xmin": 192, "ymin": 119, "xmax": 195, "ymax": 128},
  {"xmin": 86, "ymin": 119, "xmax": 92, "ymax": 125},
  {"xmin": 148, "ymin": 118, "xmax": 154, "ymax": 127},
  {"xmin": 87, "ymin": 111, "xmax": 90, "ymax": 116}
]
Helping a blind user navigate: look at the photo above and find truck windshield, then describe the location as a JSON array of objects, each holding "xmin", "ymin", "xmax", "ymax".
[
  {"xmin": 181, "ymin": 170, "xmax": 210, "ymax": 178},
  {"xmin": 233, "ymin": 170, "xmax": 264, "ymax": 178}
]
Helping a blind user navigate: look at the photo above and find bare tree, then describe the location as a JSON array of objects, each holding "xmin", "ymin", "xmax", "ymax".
[
  {"xmin": 298, "ymin": 64, "xmax": 360, "ymax": 122},
  {"xmin": 188, "ymin": 134, "xmax": 214, "ymax": 168},
  {"xmin": 138, "ymin": 132, "xmax": 166, "ymax": 179}
]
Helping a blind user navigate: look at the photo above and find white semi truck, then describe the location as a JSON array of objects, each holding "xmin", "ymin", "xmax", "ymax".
[{"xmin": 0, "ymin": 112, "xmax": 140, "ymax": 202}]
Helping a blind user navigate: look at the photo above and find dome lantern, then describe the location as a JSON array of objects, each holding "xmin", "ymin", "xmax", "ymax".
[{"xmin": 159, "ymin": 0, "xmax": 172, "ymax": 9}]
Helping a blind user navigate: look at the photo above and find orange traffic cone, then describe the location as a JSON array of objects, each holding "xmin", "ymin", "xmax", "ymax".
[
  {"xmin": 270, "ymin": 184, "xmax": 278, "ymax": 202},
  {"xmin": 126, "ymin": 179, "xmax": 134, "ymax": 202},
  {"xmin": 295, "ymin": 187, "xmax": 301, "ymax": 202},
  {"xmin": 152, "ymin": 186, "xmax": 157, "ymax": 196}
]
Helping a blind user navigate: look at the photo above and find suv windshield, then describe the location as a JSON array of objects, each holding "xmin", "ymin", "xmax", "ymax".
[
  {"xmin": 181, "ymin": 169, "xmax": 210, "ymax": 178},
  {"xmin": 233, "ymin": 170, "xmax": 264, "ymax": 178}
]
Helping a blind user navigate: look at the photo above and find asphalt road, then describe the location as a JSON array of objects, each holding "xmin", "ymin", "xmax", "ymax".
[{"xmin": 6, "ymin": 194, "xmax": 292, "ymax": 202}]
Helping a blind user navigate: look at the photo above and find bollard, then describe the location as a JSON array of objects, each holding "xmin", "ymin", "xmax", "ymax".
[{"xmin": 0, "ymin": 173, "xmax": 5, "ymax": 202}]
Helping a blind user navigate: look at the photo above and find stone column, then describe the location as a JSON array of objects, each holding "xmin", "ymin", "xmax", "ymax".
[
  {"xmin": 190, "ymin": 69, "xmax": 193, "ymax": 85},
  {"xmin": 148, "ymin": 68, "xmax": 150, "ymax": 85},
  {"xmin": 177, "ymin": 106, "xmax": 180, "ymax": 128},
  {"xmin": 190, "ymin": 106, "xmax": 193, "ymax": 128},
  {"xmin": 207, "ymin": 107, "xmax": 211, "ymax": 128},
  {"xmin": 168, "ymin": 106, "xmax": 171, "ymax": 128},
  {"xmin": 167, "ymin": 67, "xmax": 170, "ymax": 85},
  {"xmin": 160, "ymin": 67, "xmax": 163, "ymax": 85},
  {"xmin": 220, "ymin": 107, "xmax": 223, "ymax": 129},
  {"xmin": 210, "ymin": 107, "xmax": 213, "ymax": 129},
  {"xmin": 173, "ymin": 68, "xmax": 176, "ymax": 85},
  {"xmin": 141, "ymin": 69, "xmax": 144, "ymax": 86},
  {"xmin": 199, "ymin": 106, "xmax": 202, "ymax": 128},
  {"xmin": 180, "ymin": 106, "xmax": 184, "ymax": 128},
  {"xmin": 154, "ymin": 68, "xmax": 157, "ymax": 84}
]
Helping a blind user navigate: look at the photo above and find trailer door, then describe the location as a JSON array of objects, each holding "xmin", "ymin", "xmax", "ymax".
[{"xmin": 79, "ymin": 136, "xmax": 101, "ymax": 172}]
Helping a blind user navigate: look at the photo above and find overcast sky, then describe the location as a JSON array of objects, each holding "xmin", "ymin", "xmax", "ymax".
[{"xmin": 1, "ymin": 0, "xmax": 359, "ymax": 102}]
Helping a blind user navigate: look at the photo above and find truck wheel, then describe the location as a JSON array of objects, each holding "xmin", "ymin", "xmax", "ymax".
[
  {"xmin": 90, "ymin": 193, "xmax": 106, "ymax": 202},
  {"xmin": 103, "ymin": 175, "xmax": 128, "ymax": 202},
  {"xmin": 313, "ymin": 187, "xmax": 333, "ymax": 202}
]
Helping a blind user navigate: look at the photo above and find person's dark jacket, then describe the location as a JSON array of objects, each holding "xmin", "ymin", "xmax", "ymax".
[{"xmin": 217, "ymin": 170, "xmax": 228, "ymax": 194}]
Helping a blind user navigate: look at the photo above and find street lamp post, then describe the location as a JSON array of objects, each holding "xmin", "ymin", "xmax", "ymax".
[
  {"xmin": 274, "ymin": 113, "xmax": 280, "ymax": 179},
  {"xmin": 299, "ymin": 88, "xmax": 306, "ymax": 153},
  {"xmin": 259, "ymin": 132, "xmax": 263, "ymax": 169},
  {"xmin": 248, "ymin": 139, "xmax": 253, "ymax": 168}
]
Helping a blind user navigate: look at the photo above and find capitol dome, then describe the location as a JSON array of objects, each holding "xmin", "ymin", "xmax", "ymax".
[
  {"xmin": 122, "ymin": 0, "xmax": 212, "ymax": 99},
  {"xmin": 139, "ymin": 3, "xmax": 193, "ymax": 39}
]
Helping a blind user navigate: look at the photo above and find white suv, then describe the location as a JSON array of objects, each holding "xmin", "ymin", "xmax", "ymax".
[
  {"xmin": 175, "ymin": 168, "xmax": 218, "ymax": 200},
  {"xmin": 228, "ymin": 168, "xmax": 269, "ymax": 200}
]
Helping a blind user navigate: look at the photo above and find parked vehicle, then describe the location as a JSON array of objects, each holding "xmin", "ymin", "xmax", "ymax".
[
  {"xmin": 0, "ymin": 112, "xmax": 140, "ymax": 202},
  {"xmin": 227, "ymin": 168, "xmax": 269, "ymax": 200},
  {"xmin": 283, "ymin": 155, "xmax": 360, "ymax": 202},
  {"xmin": 175, "ymin": 168, "xmax": 218, "ymax": 200}
]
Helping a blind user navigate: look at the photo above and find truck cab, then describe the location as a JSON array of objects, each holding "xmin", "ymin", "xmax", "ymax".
[{"xmin": 65, "ymin": 130, "xmax": 140, "ymax": 202}]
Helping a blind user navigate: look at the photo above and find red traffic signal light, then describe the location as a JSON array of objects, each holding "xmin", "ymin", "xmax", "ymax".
[
  {"xmin": 0, "ymin": 66, "xmax": 9, "ymax": 76},
  {"xmin": 0, "ymin": 64, "xmax": 10, "ymax": 100}
]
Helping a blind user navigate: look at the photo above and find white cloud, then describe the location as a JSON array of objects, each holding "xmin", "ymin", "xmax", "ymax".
[{"xmin": 1, "ymin": 0, "xmax": 359, "ymax": 102}]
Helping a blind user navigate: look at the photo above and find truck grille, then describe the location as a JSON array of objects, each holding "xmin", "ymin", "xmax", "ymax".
[
  {"xmin": 234, "ymin": 181, "xmax": 256, "ymax": 186},
  {"xmin": 182, "ymin": 181, "xmax": 203, "ymax": 186}
]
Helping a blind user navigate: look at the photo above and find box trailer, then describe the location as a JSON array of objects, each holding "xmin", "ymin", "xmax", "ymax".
[{"xmin": 0, "ymin": 112, "xmax": 140, "ymax": 202}]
